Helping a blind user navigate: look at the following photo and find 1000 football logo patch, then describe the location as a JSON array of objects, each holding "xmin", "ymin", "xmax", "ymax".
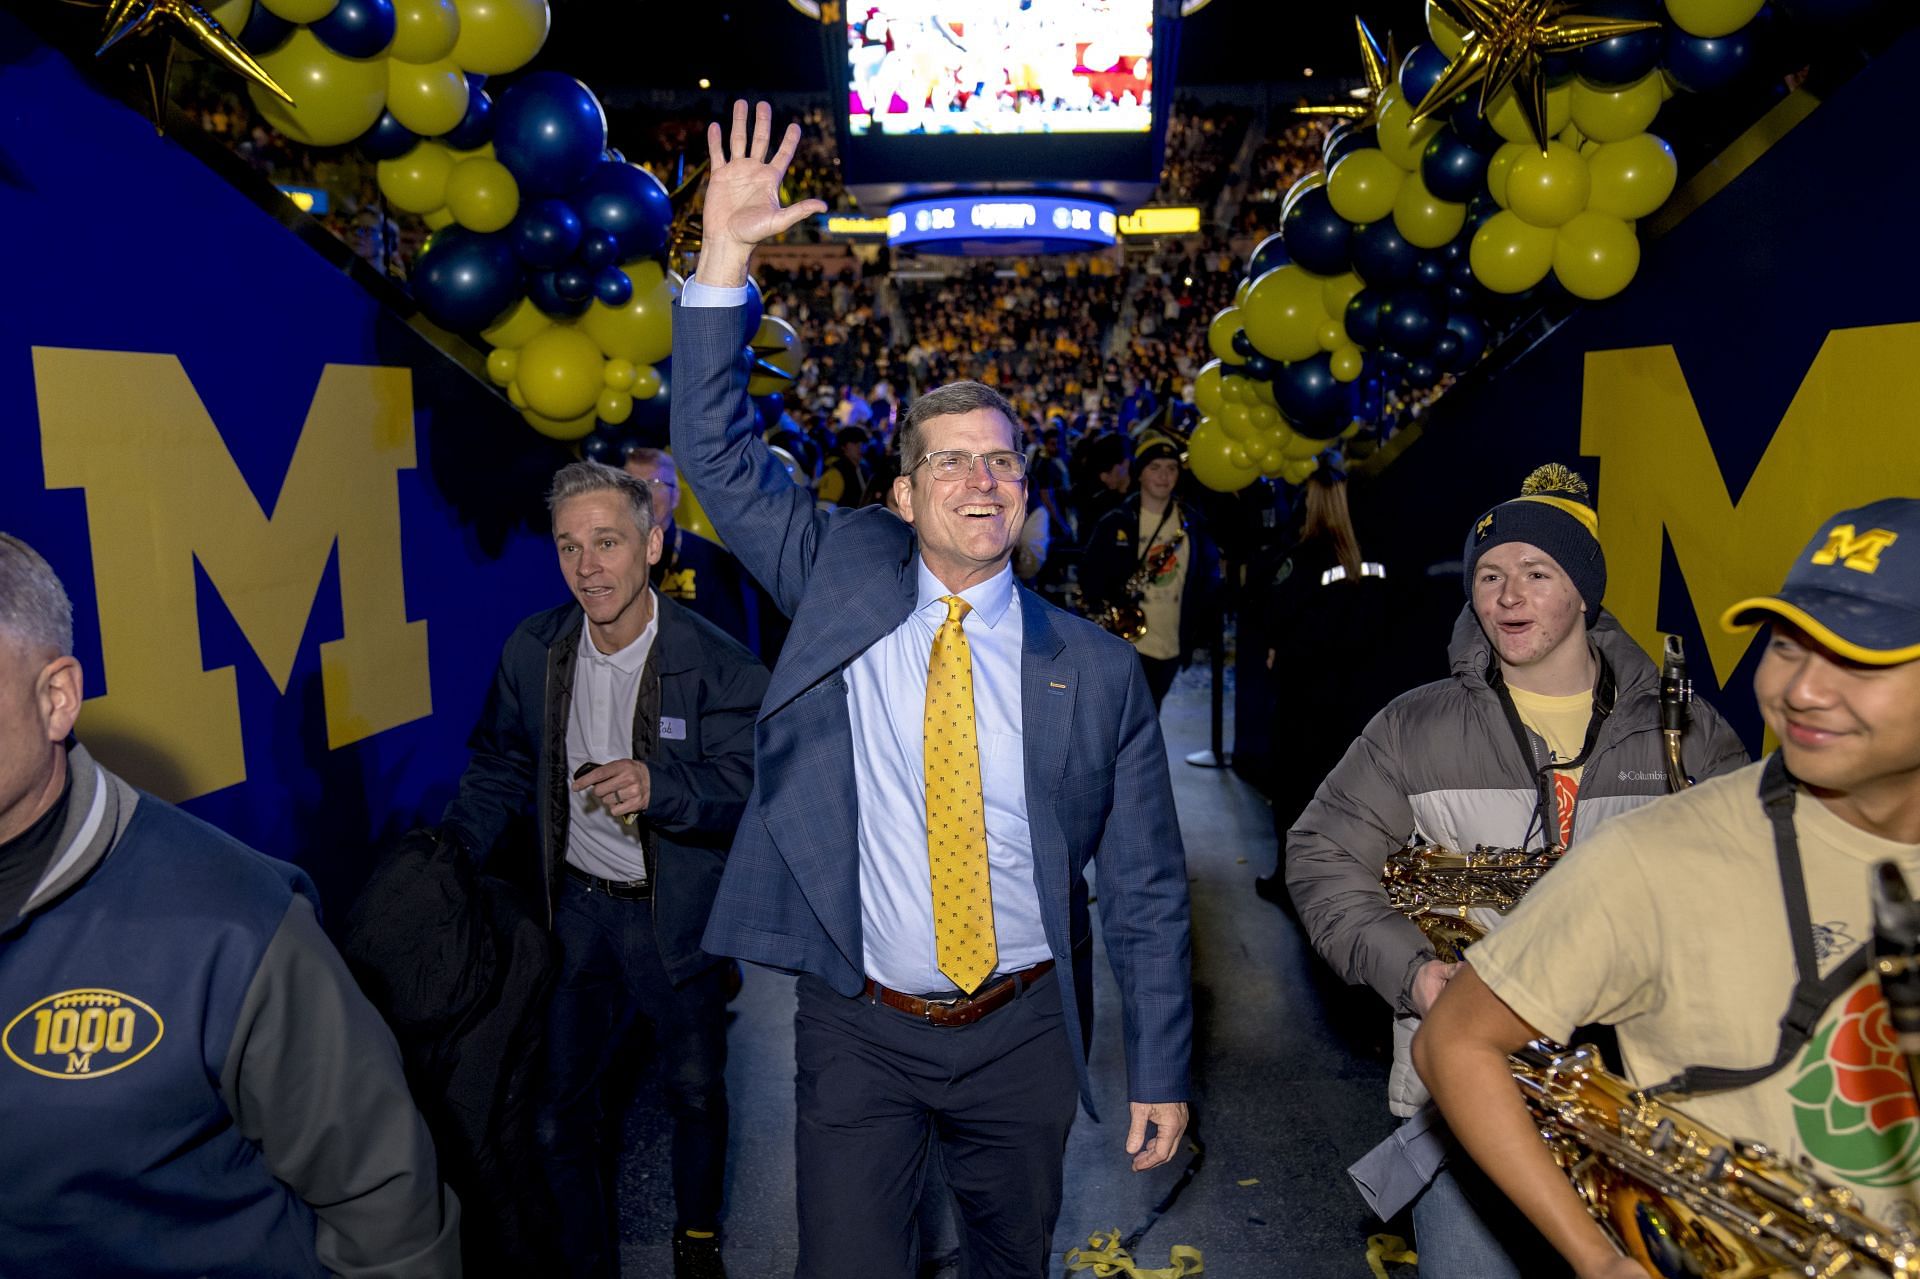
[{"xmin": 4, "ymin": 989, "xmax": 164, "ymax": 1079}]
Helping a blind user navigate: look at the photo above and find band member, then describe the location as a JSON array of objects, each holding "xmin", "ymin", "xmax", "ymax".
[
  {"xmin": 1286, "ymin": 465, "xmax": 1746, "ymax": 1277},
  {"xmin": 1418, "ymin": 497, "xmax": 1920, "ymax": 1278},
  {"xmin": 440, "ymin": 463, "xmax": 769, "ymax": 1279},
  {"xmin": 671, "ymin": 101, "xmax": 1193, "ymax": 1279},
  {"xmin": 0, "ymin": 534, "xmax": 460, "ymax": 1275},
  {"xmin": 1081, "ymin": 432, "xmax": 1220, "ymax": 710}
]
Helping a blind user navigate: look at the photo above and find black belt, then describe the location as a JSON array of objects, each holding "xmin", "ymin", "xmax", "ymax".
[{"xmin": 564, "ymin": 864, "xmax": 651, "ymax": 900}]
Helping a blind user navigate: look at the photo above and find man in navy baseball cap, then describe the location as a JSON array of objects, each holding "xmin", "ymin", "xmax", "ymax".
[{"xmin": 1721, "ymin": 497, "xmax": 1920, "ymax": 665}]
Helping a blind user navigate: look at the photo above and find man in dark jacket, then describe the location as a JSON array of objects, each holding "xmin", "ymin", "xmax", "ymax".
[{"xmin": 442, "ymin": 462, "xmax": 769, "ymax": 1279}]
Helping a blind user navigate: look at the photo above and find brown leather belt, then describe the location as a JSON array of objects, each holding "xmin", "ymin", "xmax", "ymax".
[{"xmin": 863, "ymin": 960, "xmax": 1055, "ymax": 1028}]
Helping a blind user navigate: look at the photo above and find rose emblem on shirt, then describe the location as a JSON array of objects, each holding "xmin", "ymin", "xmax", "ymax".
[{"xmin": 1789, "ymin": 976, "xmax": 1920, "ymax": 1188}]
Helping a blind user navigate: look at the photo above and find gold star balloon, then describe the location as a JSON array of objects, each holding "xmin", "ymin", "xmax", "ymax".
[
  {"xmin": 1409, "ymin": 0, "xmax": 1660, "ymax": 151},
  {"xmin": 1290, "ymin": 16, "xmax": 1397, "ymax": 126},
  {"xmin": 92, "ymin": 0, "xmax": 291, "ymax": 130}
]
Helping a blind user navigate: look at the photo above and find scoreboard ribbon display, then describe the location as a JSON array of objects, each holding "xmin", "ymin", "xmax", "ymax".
[{"xmin": 886, "ymin": 195, "xmax": 1119, "ymax": 254}]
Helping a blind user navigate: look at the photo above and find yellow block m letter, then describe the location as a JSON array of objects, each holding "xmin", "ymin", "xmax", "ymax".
[{"xmin": 1810, "ymin": 525, "xmax": 1898, "ymax": 574}]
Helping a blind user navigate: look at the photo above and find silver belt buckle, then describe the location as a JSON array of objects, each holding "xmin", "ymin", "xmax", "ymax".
[{"xmin": 922, "ymin": 994, "xmax": 965, "ymax": 1021}]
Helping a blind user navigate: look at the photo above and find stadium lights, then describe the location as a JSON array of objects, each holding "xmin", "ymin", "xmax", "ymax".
[
  {"xmin": 1303, "ymin": 67, "xmax": 1314, "ymax": 76},
  {"xmin": 698, "ymin": 78, "xmax": 711, "ymax": 89}
]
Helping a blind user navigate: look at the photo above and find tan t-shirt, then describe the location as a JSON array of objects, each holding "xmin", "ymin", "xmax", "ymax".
[
  {"xmin": 1508, "ymin": 686, "xmax": 1590, "ymax": 847},
  {"xmin": 1134, "ymin": 503, "xmax": 1189, "ymax": 661},
  {"xmin": 1469, "ymin": 761, "xmax": 1920, "ymax": 1229}
]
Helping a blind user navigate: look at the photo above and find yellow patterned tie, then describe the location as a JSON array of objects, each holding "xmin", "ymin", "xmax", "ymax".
[{"xmin": 925, "ymin": 596, "xmax": 997, "ymax": 993}]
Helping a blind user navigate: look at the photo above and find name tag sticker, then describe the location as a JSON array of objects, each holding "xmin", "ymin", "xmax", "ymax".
[{"xmin": 660, "ymin": 716, "xmax": 687, "ymax": 740}]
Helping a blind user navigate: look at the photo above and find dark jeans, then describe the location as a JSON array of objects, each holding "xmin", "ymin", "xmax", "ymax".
[
  {"xmin": 535, "ymin": 874, "xmax": 730, "ymax": 1277},
  {"xmin": 793, "ymin": 969, "xmax": 1081, "ymax": 1279},
  {"xmin": 1138, "ymin": 654, "xmax": 1180, "ymax": 710},
  {"xmin": 1410, "ymin": 1146, "xmax": 1571, "ymax": 1279}
]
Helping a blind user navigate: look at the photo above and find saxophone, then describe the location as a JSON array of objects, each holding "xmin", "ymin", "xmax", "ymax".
[
  {"xmin": 1512, "ymin": 1041, "xmax": 1920, "ymax": 1278},
  {"xmin": 1381, "ymin": 842, "xmax": 1564, "ymax": 963},
  {"xmin": 1094, "ymin": 528, "xmax": 1184, "ymax": 643}
]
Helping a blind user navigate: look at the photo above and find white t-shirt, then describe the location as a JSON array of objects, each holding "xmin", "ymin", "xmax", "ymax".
[
  {"xmin": 1469, "ymin": 761, "xmax": 1920, "ymax": 1229},
  {"xmin": 1134, "ymin": 503, "xmax": 1189, "ymax": 661},
  {"xmin": 563, "ymin": 598, "xmax": 658, "ymax": 883}
]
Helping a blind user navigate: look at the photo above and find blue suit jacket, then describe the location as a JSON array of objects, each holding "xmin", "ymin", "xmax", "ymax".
[{"xmin": 670, "ymin": 302, "xmax": 1193, "ymax": 1111}]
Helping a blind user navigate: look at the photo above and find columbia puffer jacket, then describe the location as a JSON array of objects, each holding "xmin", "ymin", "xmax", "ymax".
[{"xmin": 1286, "ymin": 605, "xmax": 1748, "ymax": 1114}]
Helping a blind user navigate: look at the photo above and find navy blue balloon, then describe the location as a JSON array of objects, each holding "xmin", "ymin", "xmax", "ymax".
[
  {"xmin": 582, "ymin": 431, "xmax": 623, "ymax": 465},
  {"xmin": 1231, "ymin": 329, "xmax": 1257, "ymax": 360},
  {"xmin": 442, "ymin": 81, "xmax": 494, "ymax": 150},
  {"xmin": 1446, "ymin": 95, "xmax": 1503, "ymax": 152},
  {"xmin": 358, "ymin": 110, "xmax": 418, "ymax": 161},
  {"xmin": 1415, "ymin": 257, "xmax": 1446, "ymax": 287},
  {"xmin": 1344, "ymin": 289, "xmax": 1385, "ymax": 347},
  {"xmin": 1433, "ymin": 331, "xmax": 1463, "ymax": 366},
  {"xmin": 580, "ymin": 229, "xmax": 620, "ymax": 272},
  {"xmin": 1326, "ymin": 125, "xmax": 1378, "ymax": 166},
  {"xmin": 412, "ymin": 228, "xmax": 521, "ymax": 332},
  {"xmin": 1540, "ymin": 51, "xmax": 1579, "ymax": 84},
  {"xmin": 1398, "ymin": 44, "xmax": 1452, "ymax": 108},
  {"xmin": 1442, "ymin": 311, "xmax": 1488, "ymax": 371},
  {"xmin": 1574, "ymin": 0, "xmax": 1663, "ymax": 85},
  {"xmin": 742, "ymin": 280, "xmax": 765, "ymax": 339},
  {"xmin": 578, "ymin": 162, "xmax": 674, "ymax": 260},
  {"xmin": 238, "ymin": 1, "xmax": 292, "ymax": 53},
  {"xmin": 1350, "ymin": 219, "xmax": 1420, "ymax": 287},
  {"xmin": 1247, "ymin": 232, "xmax": 1290, "ymax": 279},
  {"xmin": 594, "ymin": 266, "xmax": 633, "ymax": 307},
  {"xmin": 1421, "ymin": 127, "xmax": 1490, "ymax": 203},
  {"xmin": 1446, "ymin": 282, "xmax": 1476, "ymax": 308},
  {"xmin": 1274, "ymin": 354, "xmax": 1347, "ymax": 432},
  {"xmin": 528, "ymin": 270, "xmax": 589, "ymax": 317},
  {"xmin": 511, "ymin": 198, "xmax": 583, "ymax": 270},
  {"xmin": 1282, "ymin": 187, "xmax": 1354, "ymax": 276},
  {"xmin": 554, "ymin": 267, "xmax": 592, "ymax": 302},
  {"xmin": 632, "ymin": 357, "xmax": 674, "ymax": 430},
  {"xmin": 1379, "ymin": 290, "xmax": 1442, "ymax": 356},
  {"xmin": 1241, "ymin": 352, "xmax": 1277, "ymax": 381},
  {"xmin": 494, "ymin": 71, "xmax": 609, "ymax": 195},
  {"xmin": 1664, "ymin": 22, "xmax": 1761, "ymax": 93},
  {"xmin": 312, "ymin": 0, "xmax": 395, "ymax": 58},
  {"xmin": 1407, "ymin": 360, "xmax": 1441, "ymax": 389}
]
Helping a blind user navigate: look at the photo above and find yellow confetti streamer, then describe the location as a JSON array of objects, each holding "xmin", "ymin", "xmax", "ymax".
[
  {"xmin": 1365, "ymin": 1233, "xmax": 1418, "ymax": 1279},
  {"xmin": 1064, "ymin": 1231, "xmax": 1204, "ymax": 1277},
  {"xmin": 1236, "ymin": 1178, "xmax": 1259, "ymax": 1186}
]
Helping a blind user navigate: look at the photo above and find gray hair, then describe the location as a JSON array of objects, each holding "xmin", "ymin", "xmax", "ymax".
[
  {"xmin": 545, "ymin": 461, "xmax": 655, "ymax": 538},
  {"xmin": 898, "ymin": 381, "xmax": 1024, "ymax": 472},
  {"xmin": 0, "ymin": 533, "xmax": 74, "ymax": 658}
]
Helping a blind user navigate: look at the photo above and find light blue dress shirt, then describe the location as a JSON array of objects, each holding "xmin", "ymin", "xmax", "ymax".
[{"xmin": 681, "ymin": 281, "xmax": 1049, "ymax": 992}]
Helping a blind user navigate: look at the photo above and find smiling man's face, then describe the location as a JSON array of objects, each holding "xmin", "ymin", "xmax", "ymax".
[{"xmin": 894, "ymin": 406, "xmax": 1025, "ymax": 594}]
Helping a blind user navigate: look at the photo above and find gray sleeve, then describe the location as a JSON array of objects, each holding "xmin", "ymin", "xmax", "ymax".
[
  {"xmin": 1688, "ymin": 700, "xmax": 1752, "ymax": 782},
  {"xmin": 220, "ymin": 894, "xmax": 462, "ymax": 1278},
  {"xmin": 1284, "ymin": 707, "xmax": 1435, "ymax": 1014}
]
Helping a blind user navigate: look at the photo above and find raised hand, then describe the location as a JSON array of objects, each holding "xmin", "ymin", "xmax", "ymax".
[{"xmin": 695, "ymin": 100, "xmax": 829, "ymax": 288}]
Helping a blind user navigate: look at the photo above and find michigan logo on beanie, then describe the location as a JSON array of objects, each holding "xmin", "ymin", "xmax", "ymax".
[{"xmin": 1462, "ymin": 463, "xmax": 1607, "ymax": 616}]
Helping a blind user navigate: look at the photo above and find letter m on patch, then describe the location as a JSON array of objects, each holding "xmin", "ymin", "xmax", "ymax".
[{"xmin": 1811, "ymin": 525, "xmax": 1897, "ymax": 574}]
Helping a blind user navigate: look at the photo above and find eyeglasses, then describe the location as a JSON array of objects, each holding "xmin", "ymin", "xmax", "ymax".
[{"xmin": 909, "ymin": 450, "xmax": 1027, "ymax": 482}]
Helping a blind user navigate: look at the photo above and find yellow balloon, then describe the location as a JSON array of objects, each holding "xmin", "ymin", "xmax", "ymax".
[
  {"xmin": 1248, "ymin": 376, "xmax": 1279, "ymax": 409},
  {"xmin": 1281, "ymin": 457, "xmax": 1319, "ymax": 485},
  {"xmin": 1665, "ymin": 0, "xmax": 1764, "ymax": 37},
  {"xmin": 1392, "ymin": 168, "xmax": 1467, "ymax": 248},
  {"xmin": 386, "ymin": 57, "xmax": 470, "ymax": 137},
  {"xmin": 445, "ymin": 157, "xmax": 520, "ymax": 233},
  {"xmin": 674, "ymin": 478, "xmax": 721, "ymax": 544},
  {"xmin": 603, "ymin": 357, "xmax": 637, "ymax": 391},
  {"xmin": 482, "ymin": 296, "xmax": 551, "ymax": 349},
  {"xmin": 1427, "ymin": 0, "xmax": 1468, "ymax": 58},
  {"xmin": 259, "ymin": 0, "xmax": 335, "ymax": 22},
  {"xmin": 517, "ymin": 325, "xmax": 605, "ymax": 420},
  {"xmin": 1320, "ymin": 271, "xmax": 1365, "ymax": 320},
  {"xmin": 632, "ymin": 365, "xmax": 663, "ymax": 400},
  {"xmin": 597, "ymin": 389, "xmax": 633, "ymax": 425},
  {"xmin": 1506, "ymin": 141, "xmax": 1591, "ymax": 229},
  {"xmin": 1316, "ymin": 320, "xmax": 1345, "ymax": 351},
  {"xmin": 486, "ymin": 348, "xmax": 517, "ymax": 386},
  {"xmin": 1188, "ymin": 420, "xmax": 1258, "ymax": 493},
  {"xmin": 1470, "ymin": 211, "xmax": 1557, "ymax": 293},
  {"xmin": 1486, "ymin": 141, "xmax": 1529, "ymax": 209},
  {"xmin": 248, "ymin": 29, "xmax": 386, "ymax": 147},
  {"xmin": 580, "ymin": 261, "xmax": 678, "ymax": 364},
  {"xmin": 1569, "ymin": 72, "xmax": 1664, "ymax": 144},
  {"xmin": 1375, "ymin": 86, "xmax": 1444, "ymax": 171},
  {"xmin": 1585, "ymin": 132, "xmax": 1678, "ymax": 220},
  {"xmin": 377, "ymin": 142, "xmax": 455, "ymax": 214},
  {"xmin": 1247, "ymin": 401, "xmax": 1281, "ymax": 433},
  {"xmin": 1330, "ymin": 345, "xmax": 1364, "ymax": 383},
  {"xmin": 390, "ymin": 0, "xmax": 460, "ymax": 63},
  {"xmin": 1219, "ymin": 373, "xmax": 1249, "ymax": 405},
  {"xmin": 1219, "ymin": 402, "xmax": 1256, "ymax": 441},
  {"xmin": 208, "ymin": 0, "xmax": 251, "ymax": 36},
  {"xmin": 449, "ymin": 0, "xmax": 550, "ymax": 75},
  {"xmin": 1326, "ymin": 148, "xmax": 1405, "ymax": 224},
  {"xmin": 507, "ymin": 380, "xmax": 527, "ymax": 409},
  {"xmin": 1282, "ymin": 428, "xmax": 1331, "ymax": 460},
  {"xmin": 1552, "ymin": 211, "xmax": 1641, "ymax": 300},
  {"xmin": 1487, "ymin": 78, "xmax": 1573, "ymax": 146},
  {"xmin": 748, "ymin": 315, "xmax": 804, "ymax": 397},
  {"xmin": 1207, "ymin": 307, "xmax": 1247, "ymax": 365},
  {"xmin": 1194, "ymin": 360, "xmax": 1226, "ymax": 417},
  {"xmin": 423, "ymin": 206, "xmax": 455, "ymax": 229},
  {"xmin": 1233, "ymin": 276, "xmax": 1254, "ymax": 307},
  {"xmin": 1240, "ymin": 266, "xmax": 1330, "ymax": 364},
  {"xmin": 521, "ymin": 407, "xmax": 596, "ymax": 441}
]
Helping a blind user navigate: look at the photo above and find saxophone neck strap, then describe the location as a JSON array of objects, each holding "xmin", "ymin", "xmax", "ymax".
[
  {"xmin": 1643, "ymin": 752, "xmax": 1871, "ymax": 1099},
  {"xmin": 1133, "ymin": 501, "xmax": 1176, "ymax": 573}
]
